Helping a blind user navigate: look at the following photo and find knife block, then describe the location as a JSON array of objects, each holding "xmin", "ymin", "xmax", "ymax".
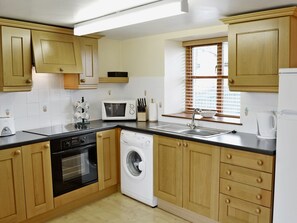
[{"xmin": 137, "ymin": 111, "xmax": 147, "ymax": 122}]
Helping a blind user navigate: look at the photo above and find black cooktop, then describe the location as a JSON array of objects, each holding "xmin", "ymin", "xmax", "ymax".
[{"xmin": 23, "ymin": 123, "xmax": 93, "ymax": 136}]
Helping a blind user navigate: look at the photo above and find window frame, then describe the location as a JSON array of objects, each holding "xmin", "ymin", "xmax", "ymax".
[{"xmin": 183, "ymin": 37, "xmax": 240, "ymax": 118}]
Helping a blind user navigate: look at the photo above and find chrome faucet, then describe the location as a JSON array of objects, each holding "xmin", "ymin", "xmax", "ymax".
[{"xmin": 187, "ymin": 108, "xmax": 201, "ymax": 129}]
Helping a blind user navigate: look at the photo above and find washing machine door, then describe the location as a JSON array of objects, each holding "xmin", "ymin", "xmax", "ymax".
[{"xmin": 124, "ymin": 146, "xmax": 145, "ymax": 180}]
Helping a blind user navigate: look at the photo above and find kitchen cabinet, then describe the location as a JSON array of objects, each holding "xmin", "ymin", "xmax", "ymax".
[
  {"xmin": 0, "ymin": 141, "xmax": 53, "ymax": 223},
  {"xmin": 97, "ymin": 129, "xmax": 118, "ymax": 190},
  {"xmin": 219, "ymin": 148, "xmax": 275, "ymax": 223},
  {"xmin": 222, "ymin": 7, "xmax": 297, "ymax": 92},
  {"xmin": 64, "ymin": 37, "xmax": 99, "ymax": 89},
  {"xmin": 154, "ymin": 135, "xmax": 220, "ymax": 220},
  {"xmin": 0, "ymin": 26, "xmax": 32, "ymax": 92},
  {"xmin": 32, "ymin": 30, "xmax": 82, "ymax": 74}
]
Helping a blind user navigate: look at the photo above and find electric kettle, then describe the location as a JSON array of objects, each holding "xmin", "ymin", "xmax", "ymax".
[{"xmin": 256, "ymin": 111, "xmax": 277, "ymax": 139}]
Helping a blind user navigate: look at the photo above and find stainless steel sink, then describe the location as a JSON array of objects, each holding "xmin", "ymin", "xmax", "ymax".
[{"xmin": 149, "ymin": 124, "xmax": 230, "ymax": 137}]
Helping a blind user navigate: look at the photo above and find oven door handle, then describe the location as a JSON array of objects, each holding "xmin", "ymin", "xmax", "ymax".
[{"xmin": 51, "ymin": 144, "xmax": 96, "ymax": 155}]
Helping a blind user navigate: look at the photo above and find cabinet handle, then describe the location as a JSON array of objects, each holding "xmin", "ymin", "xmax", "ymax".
[
  {"xmin": 226, "ymin": 186, "xmax": 231, "ymax": 191},
  {"xmin": 225, "ymin": 198, "xmax": 230, "ymax": 204},
  {"xmin": 97, "ymin": 134, "xmax": 103, "ymax": 138},
  {"xmin": 59, "ymin": 68, "xmax": 64, "ymax": 72},
  {"xmin": 177, "ymin": 142, "xmax": 182, "ymax": 146},
  {"xmin": 226, "ymin": 170, "xmax": 232, "ymax": 175},
  {"xmin": 26, "ymin": 79, "xmax": 32, "ymax": 84},
  {"xmin": 183, "ymin": 143, "xmax": 188, "ymax": 147},
  {"xmin": 255, "ymin": 208, "xmax": 261, "ymax": 214},
  {"xmin": 256, "ymin": 177, "xmax": 263, "ymax": 183},
  {"xmin": 80, "ymin": 79, "xmax": 86, "ymax": 83},
  {"xmin": 44, "ymin": 144, "xmax": 50, "ymax": 149},
  {"xmin": 14, "ymin": 150, "xmax": 21, "ymax": 156},
  {"xmin": 226, "ymin": 154, "xmax": 232, "ymax": 159},
  {"xmin": 256, "ymin": 194, "xmax": 262, "ymax": 200},
  {"xmin": 257, "ymin": 160, "xmax": 264, "ymax": 166},
  {"xmin": 229, "ymin": 79, "xmax": 234, "ymax": 84}
]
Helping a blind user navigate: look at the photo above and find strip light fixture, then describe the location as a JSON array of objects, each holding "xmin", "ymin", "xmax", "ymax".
[{"xmin": 74, "ymin": 0, "xmax": 188, "ymax": 36}]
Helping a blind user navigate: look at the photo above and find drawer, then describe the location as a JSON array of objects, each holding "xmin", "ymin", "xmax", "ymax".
[
  {"xmin": 221, "ymin": 148, "xmax": 274, "ymax": 173},
  {"xmin": 220, "ymin": 179, "xmax": 272, "ymax": 207},
  {"xmin": 220, "ymin": 163, "xmax": 273, "ymax": 190},
  {"xmin": 219, "ymin": 194, "xmax": 271, "ymax": 223}
]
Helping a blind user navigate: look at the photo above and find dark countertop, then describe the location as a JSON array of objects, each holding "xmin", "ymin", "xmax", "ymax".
[{"xmin": 0, "ymin": 120, "xmax": 276, "ymax": 155}]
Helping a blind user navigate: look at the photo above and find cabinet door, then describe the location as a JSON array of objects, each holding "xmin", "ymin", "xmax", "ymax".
[
  {"xmin": 97, "ymin": 129, "xmax": 117, "ymax": 190},
  {"xmin": 22, "ymin": 142, "xmax": 54, "ymax": 218},
  {"xmin": 32, "ymin": 30, "xmax": 82, "ymax": 73},
  {"xmin": 1, "ymin": 26, "xmax": 32, "ymax": 89},
  {"xmin": 183, "ymin": 141, "xmax": 220, "ymax": 220},
  {"xmin": 219, "ymin": 194, "xmax": 271, "ymax": 223},
  {"xmin": 0, "ymin": 147, "xmax": 26, "ymax": 223},
  {"xmin": 153, "ymin": 135, "xmax": 183, "ymax": 207},
  {"xmin": 228, "ymin": 17, "xmax": 290, "ymax": 92}
]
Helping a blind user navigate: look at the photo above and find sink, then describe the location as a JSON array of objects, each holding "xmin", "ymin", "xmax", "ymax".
[{"xmin": 149, "ymin": 124, "xmax": 230, "ymax": 137}]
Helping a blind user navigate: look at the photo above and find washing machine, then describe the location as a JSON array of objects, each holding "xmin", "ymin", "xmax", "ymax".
[{"xmin": 120, "ymin": 130, "xmax": 157, "ymax": 207}]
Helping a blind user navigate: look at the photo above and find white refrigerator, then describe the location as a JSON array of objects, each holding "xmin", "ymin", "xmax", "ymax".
[{"xmin": 274, "ymin": 68, "xmax": 297, "ymax": 222}]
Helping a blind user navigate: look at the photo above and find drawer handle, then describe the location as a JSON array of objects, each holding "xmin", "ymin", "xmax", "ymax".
[
  {"xmin": 44, "ymin": 144, "xmax": 50, "ymax": 149},
  {"xmin": 257, "ymin": 160, "xmax": 264, "ymax": 166},
  {"xmin": 225, "ymin": 198, "xmax": 230, "ymax": 204},
  {"xmin": 226, "ymin": 186, "xmax": 231, "ymax": 191},
  {"xmin": 229, "ymin": 79, "xmax": 234, "ymax": 84},
  {"xmin": 226, "ymin": 154, "xmax": 232, "ymax": 159},
  {"xmin": 14, "ymin": 150, "xmax": 21, "ymax": 156},
  {"xmin": 80, "ymin": 79, "xmax": 86, "ymax": 83},
  {"xmin": 256, "ymin": 194, "xmax": 262, "ymax": 200},
  {"xmin": 59, "ymin": 67, "xmax": 64, "ymax": 72},
  {"xmin": 26, "ymin": 79, "xmax": 32, "ymax": 84},
  {"xmin": 256, "ymin": 177, "xmax": 263, "ymax": 183},
  {"xmin": 226, "ymin": 170, "xmax": 232, "ymax": 175},
  {"xmin": 97, "ymin": 134, "xmax": 103, "ymax": 138},
  {"xmin": 255, "ymin": 208, "xmax": 261, "ymax": 214},
  {"xmin": 177, "ymin": 142, "xmax": 182, "ymax": 146}
]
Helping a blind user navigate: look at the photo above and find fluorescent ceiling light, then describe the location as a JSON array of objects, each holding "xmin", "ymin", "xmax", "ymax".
[{"xmin": 74, "ymin": 0, "xmax": 188, "ymax": 36}]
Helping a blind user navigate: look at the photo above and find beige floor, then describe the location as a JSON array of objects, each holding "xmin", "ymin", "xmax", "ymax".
[{"xmin": 47, "ymin": 193, "xmax": 189, "ymax": 223}]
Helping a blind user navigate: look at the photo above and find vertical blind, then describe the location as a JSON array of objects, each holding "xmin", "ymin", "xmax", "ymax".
[{"xmin": 183, "ymin": 38, "xmax": 240, "ymax": 117}]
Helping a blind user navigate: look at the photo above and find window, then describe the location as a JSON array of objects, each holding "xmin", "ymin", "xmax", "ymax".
[{"xmin": 183, "ymin": 37, "xmax": 240, "ymax": 117}]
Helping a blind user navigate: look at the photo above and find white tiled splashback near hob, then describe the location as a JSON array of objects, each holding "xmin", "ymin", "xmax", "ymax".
[{"xmin": 0, "ymin": 68, "xmax": 164, "ymax": 131}]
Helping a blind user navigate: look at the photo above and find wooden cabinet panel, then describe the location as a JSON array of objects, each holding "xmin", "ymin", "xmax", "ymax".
[
  {"xmin": 0, "ymin": 26, "xmax": 32, "ymax": 91},
  {"xmin": 220, "ymin": 163, "xmax": 273, "ymax": 190},
  {"xmin": 153, "ymin": 135, "xmax": 183, "ymax": 207},
  {"xmin": 220, "ymin": 179, "xmax": 272, "ymax": 207},
  {"xmin": 64, "ymin": 37, "xmax": 99, "ymax": 89},
  {"xmin": 0, "ymin": 147, "xmax": 26, "ymax": 223},
  {"xmin": 221, "ymin": 148, "xmax": 274, "ymax": 173},
  {"xmin": 32, "ymin": 30, "xmax": 82, "ymax": 73},
  {"xmin": 97, "ymin": 129, "xmax": 117, "ymax": 190},
  {"xmin": 219, "ymin": 194, "xmax": 271, "ymax": 223},
  {"xmin": 183, "ymin": 141, "xmax": 220, "ymax": 220},
  {"xmin": 22, "ymin": 141, "xmax": 54, "ymax": 218}
]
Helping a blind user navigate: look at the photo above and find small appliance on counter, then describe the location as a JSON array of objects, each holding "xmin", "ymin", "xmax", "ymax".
[
  {"xmin": 256, "ymin": 111, "xmax": 277, "ymax": 139},
  {"xmin": 107, "ymin": 71, "xmax": 128, "ymax": 77},
  {"xmin": 0, "ymin": 116, "xmax": 16, "ymax": 137},
  {"xmin": 73, "ymin": 97, "xmax": 90, "ymax": 128},
  {"xmin": 102, "ymin": 99, "xmax": 136, "ymax": 121}
]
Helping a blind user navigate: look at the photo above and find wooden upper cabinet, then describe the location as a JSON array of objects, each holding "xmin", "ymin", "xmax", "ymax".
[
  {"xmin": 153, "ymin": 135, "xmax": 183, "ymax": 207},
  {"xmin": 0, "ymin": 147, "xmax": 26, "ymax": 223},
  {"xmin": 32, "ymin": 30, "xmax": 82, "ymax": 74},
  {"xmin": 22, "ymin": 141, "xmax": 54, "ymax": 218},
  {"xmin": 0, "ymin": 26, "xmax": 32, "ymax": 92},
  {"xmin": 96, "ymin": 129, "xmax": 118, "ymax": 190},
  {"xmin": 183, "ymin": 141, "xmax": 220, "ymax": 220},
  {"xmin": 222, "ymin": 6, "xmax": 297, "ymax": 92},
  {"xmin": 64, "ymin": 37, "xmax": 99, "ymax": 89}
]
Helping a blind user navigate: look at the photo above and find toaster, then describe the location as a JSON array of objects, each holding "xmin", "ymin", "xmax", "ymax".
[{"xmin": 0, "ymin": 117, "xmax": 16, "ymax": 137}]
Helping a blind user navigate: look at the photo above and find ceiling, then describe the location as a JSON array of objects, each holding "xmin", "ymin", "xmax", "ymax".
[{"xmin": 0, "ymin": 0, "xmax": 296, "ymax": 39}]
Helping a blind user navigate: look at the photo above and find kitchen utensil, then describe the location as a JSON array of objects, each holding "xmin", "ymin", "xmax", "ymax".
[
  {"xmin": 199, "ymin": 110, "xmax": 217, "ymax": 118},
  {"xmin": 0, "ymin": 117, "xmax": 16, "ymax": 137},
  {"xmin": 256, "ymin": 111, "xmax": 277, "ymax": 139}
]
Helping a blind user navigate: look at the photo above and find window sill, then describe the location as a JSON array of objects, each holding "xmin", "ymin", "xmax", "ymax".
[{"xmin": 162, "ymin": 113, "xmax": 242, "ymax": 125}]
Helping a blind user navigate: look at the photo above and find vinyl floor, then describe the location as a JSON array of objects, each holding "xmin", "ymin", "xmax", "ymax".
[{"xmin": 47, "ymin": 192, "xmax": 189, "ymax": 223}]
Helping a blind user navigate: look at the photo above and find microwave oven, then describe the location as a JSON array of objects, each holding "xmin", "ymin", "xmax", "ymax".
[{"xmin": 102, "ymin": 100, "xmax": 136, "ymax": 120}]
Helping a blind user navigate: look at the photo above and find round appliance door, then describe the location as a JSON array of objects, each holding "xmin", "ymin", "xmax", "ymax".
[{"xmin": 123, "ymin": 147, "xmax": 145, "ymax": 180}]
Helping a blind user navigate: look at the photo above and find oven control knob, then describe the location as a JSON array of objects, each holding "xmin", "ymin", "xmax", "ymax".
[
  {"xmin": 64, "ymin": 141, "xmax": 71, "ymax": 148},
  {"xmin": 80, "ymin": 138, "xmax": 86, "ymax": 143}
]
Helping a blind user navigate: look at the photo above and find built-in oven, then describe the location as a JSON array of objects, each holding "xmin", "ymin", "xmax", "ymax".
[{"xmin": 50, "ymin": 132, "xmax": 98, "ymax": 197}]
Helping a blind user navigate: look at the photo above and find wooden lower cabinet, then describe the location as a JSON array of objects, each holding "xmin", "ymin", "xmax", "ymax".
[
  {"xmin": 219, "ymin": 194, "xmax": 271, "ymax": 223},
  {"xmin": 154, "ymin": 135, "xmax": 220, "ymax": 220},
  {"xmin": 0, "ymin": 141, "xmax": 53, "ymax": 223},
  {"xmin": 97, "ymin": 129, "xmax": 118, "ymax": 190},
  {"xmin": 153, "ymin": 135, "xmax": 183, "ymax": 206}
]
